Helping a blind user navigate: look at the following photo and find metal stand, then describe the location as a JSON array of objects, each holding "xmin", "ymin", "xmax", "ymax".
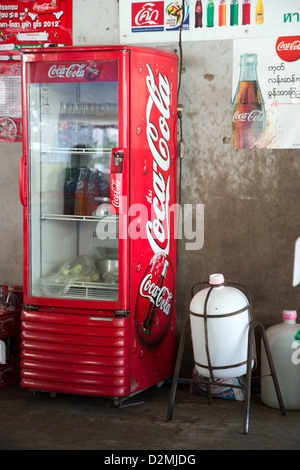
[{"xmin": 166, "ymin": 314, "xmax": 286, "ymax": 435}]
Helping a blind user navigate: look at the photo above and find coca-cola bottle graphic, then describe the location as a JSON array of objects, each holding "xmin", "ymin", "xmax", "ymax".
[
  {"xmin": 232, "ymin": 53, "xmax": 266, "ymax": 149},
  {"xmin": 195, "ymin": 0, "xmax": 202, "ymax": 28},
  {"xmin": 135, "ymin": 254, "xmax": 174, "ymax": 345},
  {"xmin": 142, "ymin": 259, "xmax": 169, "ymax": 335}
]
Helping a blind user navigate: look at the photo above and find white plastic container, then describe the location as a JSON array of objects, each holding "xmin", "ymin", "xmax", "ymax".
[
  {"xmin": 261, "ymin": 310, "xmax": 300, "ymax": 410},
  {"xmin": 189, "ymin": 273, "xmax": 252, "ymax": 379}
]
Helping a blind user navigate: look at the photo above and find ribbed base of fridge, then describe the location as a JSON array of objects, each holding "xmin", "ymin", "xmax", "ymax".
[
  {"xmin": 20, "ymin": 309, "xmax": 131, "ymax": 397},
  {"xmin": 20, "ymin": 308, "xmax": 175, "ymax": 398}
]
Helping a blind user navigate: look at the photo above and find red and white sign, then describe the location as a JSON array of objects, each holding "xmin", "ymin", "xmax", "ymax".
[
  {"xmin": 276, "ymin": 36, "xmax": 300, "ymax": 62},
  {"xmin": 30, "ymin": 0, "xmax": 61, "ymax": 15},
  {"xmin": 0, "ymin": 0, "xmax": 72, "ymax": 46},
  {"xmin": 30, "ymin": 60, "xmax": 118, "ymax": 83},
  {"xmin": 131, "ymin": 2, "xmax": 164, "ymax": 31},
  {"xmin": 233, "ymin": 36, "xmax": 300, "ymax": 149},
  {"xmin": 135, "ymin": 253, "xmax": 174, "ymax": 345},
  {"xmin": 0, "ymin": 53, "xmax": 22, "ymax": 142}
]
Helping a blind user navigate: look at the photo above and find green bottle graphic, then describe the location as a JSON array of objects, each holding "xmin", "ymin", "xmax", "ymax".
[
  {"xmin": 207, "ymin": 0, "xmax": 214, "ymax": 27},
  {"xmin": 230, "ymin": 0, "xmax": 239, "ymax": 25}
]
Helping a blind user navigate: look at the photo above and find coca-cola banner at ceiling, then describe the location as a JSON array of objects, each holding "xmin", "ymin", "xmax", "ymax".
[
  {"xmin": 119, "ymin": 0, "xmax": 300, "ymax": 44},
  {"xmin": 0, "ymin": 0, "xmax": 72, "ymax": 47},
  {"xmin": 232, "ymin": 36, "xmax": 300, "ymax": 149}
]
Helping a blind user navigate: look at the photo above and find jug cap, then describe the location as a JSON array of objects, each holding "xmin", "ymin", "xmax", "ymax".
[
  {"xmin": 282, "ymin": 310, "xmax": 297, "ymax": 321},
  {"xmin": 209, "ymin": 273, "xmax": 225, "ymax": 285}
]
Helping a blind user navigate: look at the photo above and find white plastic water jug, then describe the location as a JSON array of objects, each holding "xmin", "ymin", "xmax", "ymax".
[
  {"xmin": 0, "ymin": 339, "xmax": 6, "ymax": 364},
  {"xmin": 261, "ymin": 310, "xmax": 300, "ymax": 410},
  {"xmin": 189, "ymin": 273, "xmax": 252, "ymax": 379}
]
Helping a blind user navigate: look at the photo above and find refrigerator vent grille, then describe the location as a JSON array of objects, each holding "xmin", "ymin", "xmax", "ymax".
[{"xmin": 45, "ymin": 283, "xmax": 118, "ymax": 301}]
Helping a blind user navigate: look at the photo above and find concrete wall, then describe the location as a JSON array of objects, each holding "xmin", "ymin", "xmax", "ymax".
[{"xmin": 1, "ymin": 1, "xmax": 299, "ymax": 351}]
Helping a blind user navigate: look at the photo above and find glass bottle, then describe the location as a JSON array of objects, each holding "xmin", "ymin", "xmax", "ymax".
[
  {"xmin": 195, "ymin": 0, "xmax": 203, "ymax": 28},
  {"xmin": 232, "ymin": 53, "xmax": 266, "ymax": 149}
]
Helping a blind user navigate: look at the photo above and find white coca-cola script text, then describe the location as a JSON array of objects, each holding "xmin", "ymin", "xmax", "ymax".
[
  {"xmin": 277, "ymin": 40, "xmax": 300, "ymax": 52},
  {"xmin": 139, "ymin": 273, "xmax": 173, "ymax": 315},
  {"xmin": 48, "ymin": 64, "xmax": 86, "ymax": 79},
  {"xmin": 146, "ymin": 64, "xmax": 171, "ymax": 255},
  {"xmin": 233, "ymin": 109, "xmax": 264, "ymax": 123}
]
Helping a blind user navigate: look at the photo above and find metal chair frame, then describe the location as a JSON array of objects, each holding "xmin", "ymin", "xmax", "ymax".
[{"xmin": 166, "ymin": 282, "xmax": 286, "ymax": 434}]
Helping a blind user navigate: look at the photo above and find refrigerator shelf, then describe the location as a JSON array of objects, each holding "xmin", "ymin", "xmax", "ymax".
[
  {"xmin": 41, "ymin": 213, "xmax": 118, "ymax": 223},
  {"xmin": 42, "ymin": 280, "xmax": 118, "ymax": 301},
  {"xmin": 40, "ymin": 146, "xmax": 112, "ymax": 155}
]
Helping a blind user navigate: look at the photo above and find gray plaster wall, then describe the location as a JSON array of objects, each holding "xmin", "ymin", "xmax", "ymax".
[{"xmin": 0, "ymin": 1, "xmax": 299, "ymax": 349}]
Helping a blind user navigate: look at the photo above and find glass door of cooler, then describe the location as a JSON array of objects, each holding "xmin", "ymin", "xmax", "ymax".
[{"xmin": 26, "ymin": 56, "xmax": 123, "ymax": 304}]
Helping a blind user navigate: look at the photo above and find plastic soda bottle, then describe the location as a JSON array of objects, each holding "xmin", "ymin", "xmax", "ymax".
[
  {"xmin": 74, "ymin": 168, "xmax": 90, "ymax": 216},
  {"xmin": 86, "ymin": 171, "xmax": 100, "ymax": 216},
  {"xmin": 242, "ymin": 0, "xmax": 251, "ymax": 25},
  {"xmin": 230, "ymin": 0, "xmax": 239, "ymax": 25},
  {"xmin": 63, "ymin": 167, "xmax": 79, "ymax": 215},
  {"xmin": 0, "ymin": 287, "xmax": 6, "ymax": 314},
  {"xmin": 255, "ymin": 0, "xmax": 263, "ymax": 24},
  {"xmin": 207, "ymin": 0, "xmax": 214, "ymax": 27},
  {"xmin": 6, "ymin": 286, "xmax": 16, "ymax": 311},
  {"xmin": 218, "ymin": 0, "xmax": 226, "ymax": 26}
]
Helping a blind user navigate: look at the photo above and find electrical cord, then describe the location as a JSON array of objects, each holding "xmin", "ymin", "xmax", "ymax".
[{"xmin": 177, "ymin": 0, "xmax": 185, "ymax": 208}]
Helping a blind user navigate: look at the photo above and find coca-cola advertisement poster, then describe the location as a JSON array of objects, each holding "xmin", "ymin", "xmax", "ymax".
[
  {"xmin": 120, "ymin": 0, "xmax": 300, "ymax": 44},
  {"xmin": 0, "ymin": 0, "xmax": 72, "ymax": 46},
  {"xmin": 232, "ymin": 36, "xmax": 300, "ymax": 149}
]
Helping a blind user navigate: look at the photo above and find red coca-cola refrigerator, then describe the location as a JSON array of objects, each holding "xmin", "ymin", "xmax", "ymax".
[{"xmin": 19, "ymin": 46, "xmax": 178, "ymax": 402}]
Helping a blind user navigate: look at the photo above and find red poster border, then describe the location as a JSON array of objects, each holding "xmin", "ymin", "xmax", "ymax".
[
  {"xmin": 0, "ymin": 0, "xmax": 73, "ymax": 47},
  {"xmin": 0, "ymin": 0, "xmax": 73, "ymax": 143}
]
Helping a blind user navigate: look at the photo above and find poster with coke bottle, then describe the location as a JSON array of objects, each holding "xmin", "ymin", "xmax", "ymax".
[{"xmin": 233, "ymin": 37, "xmax": 300, "ymax": 149}]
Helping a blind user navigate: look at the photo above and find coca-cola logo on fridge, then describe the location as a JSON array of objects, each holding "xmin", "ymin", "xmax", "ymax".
[
  {"xmin": 135, "ymin": 254, "xmax": 174, "ymax": 345},
  {"xmin": 276, "ymin": 36, "xmax": 300, "ymax": 62},
  {"xmin": 31, "ymin": 60, "xmax": 118, "ymax": 83},
  {"xmin": 48, "ymin": 62, "xmax": 100, "ymax": 81},
  {"xmin": 135, "ymin": 61, "xmax": 175, "ymax": 346},
  {"xmin": 145, "ymin": 63, "xmax": 172, "ymax": 256}
]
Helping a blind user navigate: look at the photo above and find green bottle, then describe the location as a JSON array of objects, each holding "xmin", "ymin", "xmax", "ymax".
[
  {"xmin": 207, "ymin": 0, "xmax": 214, "ymax": 27},
  {"xmin": 230, "ymin": 0, "xmax": 239, "ymax": 25}
]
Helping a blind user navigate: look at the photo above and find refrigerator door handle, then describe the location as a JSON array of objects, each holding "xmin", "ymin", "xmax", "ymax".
[
  {"xmin": 110, "ymin": 148, "xmax": 125, "ymax": 214},
  {"xmin": 19, "ymin": 155, "xmax": 27, "ymax": 207}
]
